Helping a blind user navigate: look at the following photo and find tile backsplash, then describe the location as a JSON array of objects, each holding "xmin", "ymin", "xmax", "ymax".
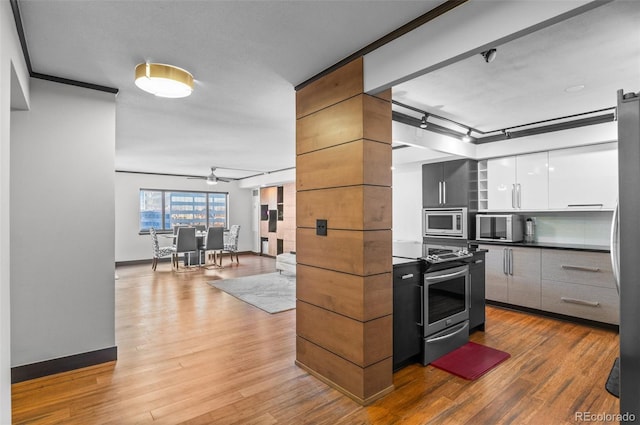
[{"xmin": 526, "ymin": 211, "xmax": 613, "ymax": 247}]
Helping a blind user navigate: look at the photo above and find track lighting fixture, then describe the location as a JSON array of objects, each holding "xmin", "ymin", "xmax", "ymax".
[
  {"xmin": 420, "ymin": 114, "xmax": 429, "ymax": 129},
  {"xmin": 393, "ymin": 99, "xmax": 616, "ymax": 143},
  {"xmin": 481, "ymin": 48, "xmax": 497, "ymax": 63}
]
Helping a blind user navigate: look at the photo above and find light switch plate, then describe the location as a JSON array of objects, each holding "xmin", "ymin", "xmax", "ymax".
[{"xmin": 316, "ymin": 219, "xmax": 327, "ymax": 236}]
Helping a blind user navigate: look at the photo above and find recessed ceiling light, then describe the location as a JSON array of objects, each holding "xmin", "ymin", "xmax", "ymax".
[
  {"xmin": 564, "ymin": 84, "xmax": 585, "ymax": 93},
  {"xmin": 135, "ymin": 63, "xmax": 194, "ymax": 98}
]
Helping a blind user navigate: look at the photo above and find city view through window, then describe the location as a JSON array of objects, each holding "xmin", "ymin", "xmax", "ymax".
[{"xmin": 139, "ymin": 189, "xmax": 228, "ymax": 232}]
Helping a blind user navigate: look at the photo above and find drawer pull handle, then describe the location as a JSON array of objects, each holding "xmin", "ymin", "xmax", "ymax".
[
  {"xmin": 401, "ymin": 273, "xmax": 414, "ymax": 280},
  {"xmin": 561, "ymin": 265, "xmax": 600, "ymax": 273},
  {"xmin": 567, "ymin": 204, "xmax": 603, "ymax": 208},
  {"xmin": 426, "ymin": 321, "xmax": 469, "ymax": 343},
  {"xmin": 561, "ymin": 297, "xmax": 600, "ymax": 307}
]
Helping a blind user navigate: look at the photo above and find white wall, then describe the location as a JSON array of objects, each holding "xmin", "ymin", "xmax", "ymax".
[
  {"xmin": 392, "ymin": 162, "xmax": 423, "ymax": 242},
  {"xmin": 1, "ymin": 1, "xmax": 30, "ymax": 421},
  {"xmin": 115, "ymin": 172, "xmax": 254, "ymax": 262},
  {"xmin": 10, "ymin": 78, "xmax": 116, "ymax": 367}
]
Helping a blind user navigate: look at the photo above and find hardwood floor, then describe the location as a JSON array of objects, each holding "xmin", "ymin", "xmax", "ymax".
[{"xmin": 12, "ymin": 254, "xmax": 619, "ymax": 424}]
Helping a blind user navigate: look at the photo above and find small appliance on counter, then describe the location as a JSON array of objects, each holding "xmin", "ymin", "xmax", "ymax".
[
  {"xmin": 524, "ymin": 217, "xmax": 535, "ymax": 243},
  {"xmin": 476, "ymin": 214, "xmax": 523, "ymax": 242}
]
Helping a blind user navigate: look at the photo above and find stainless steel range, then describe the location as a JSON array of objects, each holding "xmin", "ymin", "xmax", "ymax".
[
  {"xmin": 422, "ymin": 243, "xmax": 473, "ymax": 365},
  {"xmin": 421, "ymin": 263, "xmax": 470, "ymax": 365},
  {"xmin": 392, "ymin": 241, "xmax": 475, "ymax": 365}
]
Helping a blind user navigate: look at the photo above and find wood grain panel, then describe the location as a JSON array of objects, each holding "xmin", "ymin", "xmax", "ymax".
[
  {"xmin": 297, "ymin": 94, "xmax": 391, "ymax": 155},
  {"xmin": 371, "ymin": 88, "xmax": 391, "ymax": 102},
  {"xmin": 362, "ymin": 94, "xmax": 391, "ymax": 144},
  {"xmin": 296, "ymin": 337, "xmax": 393, "ymax": 403},
  {"xmin": 267, "ymin": 234, "xmax": 278, "ymax": 256},
  {"xmin": 297, "ymin": 301, "xmax": 391, "ymax": 367},
  {"xmin": 259, "ymin": 220, "xmax": 268, "ymax": 237},
  {"xmin": 296, "ymin": 58, "xmax": 363, "ymax": 119},
  {"xmin": 297, "ymin": 186, "xmax": 391, "ymax": 230},
  {"xmin": 276, "ymin": 220, "xmax": 295, "ymax": 242},
  {"xmin": 363, "ymin": 139, "xmax": 392, "ymax": 186},
  {"xmin": 296, "ymin": 140, "xmax": 391, "ymax": 191},
  {"xmin": 296, "ymin": 228, "xmax": 391, "ymax": 276},
  {"xmin": 283, "ymin": 183, "xmax": 296, "ymax": 219},
  {"xmin": 283, "ymin": 240, "xmax": 296, "ymax": 255},
  {"xmin": 260, "ymin": 186, "xmax": 277, "ymax": 208},
  {"xmin": 296, "ymin": 264, "xmax": 391, "ymax": 321}
]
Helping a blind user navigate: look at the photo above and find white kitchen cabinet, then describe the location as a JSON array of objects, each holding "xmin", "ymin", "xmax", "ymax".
[
  {"xmin": 487, "ymin": 152, "xmax": 548, "ymax": 210},
  {"xmin": 480, "ymin": 244, "xmax": 541, "ymax": 309},
  {"xmin": 548, "ymin": 143, "xmax": 618, "ymax": 210}
]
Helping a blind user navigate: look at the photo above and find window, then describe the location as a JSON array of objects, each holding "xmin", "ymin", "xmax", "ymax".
[{"xmin": 139, "ymin": 189, "xmax": 228, "ymax": 232}]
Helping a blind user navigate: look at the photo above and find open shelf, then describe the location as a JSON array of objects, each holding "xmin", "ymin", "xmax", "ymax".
[{"xmin": 478, "ymin": 160, "xmax": 488, "ymax": 211}]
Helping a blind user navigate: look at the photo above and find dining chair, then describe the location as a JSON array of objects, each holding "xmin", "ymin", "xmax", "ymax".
[
  {"xmin": 220, "ymin": 225, "xmax": 241, "ymax": 265},
  {"xmin": 173, "ymin": 227, "xmax": 199, "ymax": 270},
  {"xmin": 149, "ymin": 227, "xmax": 174, "ymax": 271},
  {"xmin": 172, "ymin": 225, "xmax": 189, "ymax": 245},
  {"xmin": 201, "ymin": 227, "xmax": 224, "ymax": 268}
]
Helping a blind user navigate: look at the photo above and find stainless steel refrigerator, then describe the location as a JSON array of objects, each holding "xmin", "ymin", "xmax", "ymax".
[{"xmin": 617, "ymin": 88, "xmax": 640, "ymax": 419}]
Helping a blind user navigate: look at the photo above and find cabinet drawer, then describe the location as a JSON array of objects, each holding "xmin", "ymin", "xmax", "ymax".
[
  {"xmin": 393, "ymin": 263, "xmax": 421, "ymax": 285},
  {"xmin": 541, "ymin": 279, "xmax": 619, "ymax": 325},
  {"xmin": 541, "ymin": 249, "xmax": 615, "ymax": 289}
]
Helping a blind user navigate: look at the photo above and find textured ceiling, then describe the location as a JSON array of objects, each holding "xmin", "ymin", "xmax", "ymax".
[
  {"xmin": 393, "ymin": 0, "xmax": 640, "ymax": 138},
  {"xmin": 16, "ymin": 1, "xmax": 640, "ymax": 179},
  {"xmin": 17, "ymin": 0, "xmax": 442, "ymax": 179}
]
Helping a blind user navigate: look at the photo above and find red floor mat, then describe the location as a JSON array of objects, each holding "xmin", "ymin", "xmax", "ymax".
[{"xmin": 430, "ymin": 341, "xmax": 510, "ymax": 380}]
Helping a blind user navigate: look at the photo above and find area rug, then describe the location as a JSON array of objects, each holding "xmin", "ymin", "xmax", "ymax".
[
  {"xmin": 606, "ymin": 357, "xmax": 620, "ymax": 398},
  {"xmin": 208, "ymin": 272, "xmax": 295, "ymax": 314},
  {"xmin": 431, "ymin": 341, "xmax": 510, "ymax": 380}
]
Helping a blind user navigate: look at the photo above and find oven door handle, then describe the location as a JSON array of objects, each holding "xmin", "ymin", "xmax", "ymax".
[
  {"xmin": 426, "ymin": 321, "xmax": 469, "ymax": 343},
  {"xmin": 417, "ymin": 285, "xmax": 424, "ymax": 326},
  {"xmin": 425, "ymin": 268, "xmax": 467, "ymax": 283}
]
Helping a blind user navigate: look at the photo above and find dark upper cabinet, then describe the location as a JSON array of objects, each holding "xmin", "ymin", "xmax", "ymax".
[
  {"xmin": 393, "ymin": 261, "xmax": 423, "ymax": 371},
  {"xmin": 422, "ymin": 159, "xmax": 477, "ymax": 208}
]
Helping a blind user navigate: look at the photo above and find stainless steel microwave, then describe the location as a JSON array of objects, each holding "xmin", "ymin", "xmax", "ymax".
[
  {"xmin": 476, "ymin": 214, "xmax": 524, "ymax": 242},
  {"xmin": 423, "ymin": 208, "xmax": 467, "ymax": 239}
]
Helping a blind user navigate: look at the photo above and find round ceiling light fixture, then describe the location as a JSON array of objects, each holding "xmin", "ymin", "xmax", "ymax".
[{"xmin": 134, "ymin": 63, "xmax": 194, "ymax": 98}]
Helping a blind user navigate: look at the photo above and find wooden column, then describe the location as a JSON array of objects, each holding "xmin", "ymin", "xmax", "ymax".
[{"xmin": 295, "ymin": 57, "xmax": 393, "ymax": 405}]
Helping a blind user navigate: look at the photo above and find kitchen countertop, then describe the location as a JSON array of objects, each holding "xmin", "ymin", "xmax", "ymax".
[
  {"xmin": 473, "ymin": 240, "xmax": 610, "ymax": 253},
  {"xmin": 393, "ymin": 256, "xmax": 421, "ymax": 266},
  {"xmin": 393, "ymin": 241, "xmax": 424, "ymax": 260},
  {"xmin": 392, "ymin": 241, "xmax": 487, "ymax": 264}
]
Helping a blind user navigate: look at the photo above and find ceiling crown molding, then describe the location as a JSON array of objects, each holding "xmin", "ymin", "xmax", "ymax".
[{"xmin": 10, "ymin": 0, "xmax": 119, "ymax": 94}]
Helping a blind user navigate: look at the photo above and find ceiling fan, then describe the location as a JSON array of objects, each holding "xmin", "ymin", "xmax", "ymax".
[{"xmin": 188, "ymin": 167, "xmax": 233, "ymax": 185}]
